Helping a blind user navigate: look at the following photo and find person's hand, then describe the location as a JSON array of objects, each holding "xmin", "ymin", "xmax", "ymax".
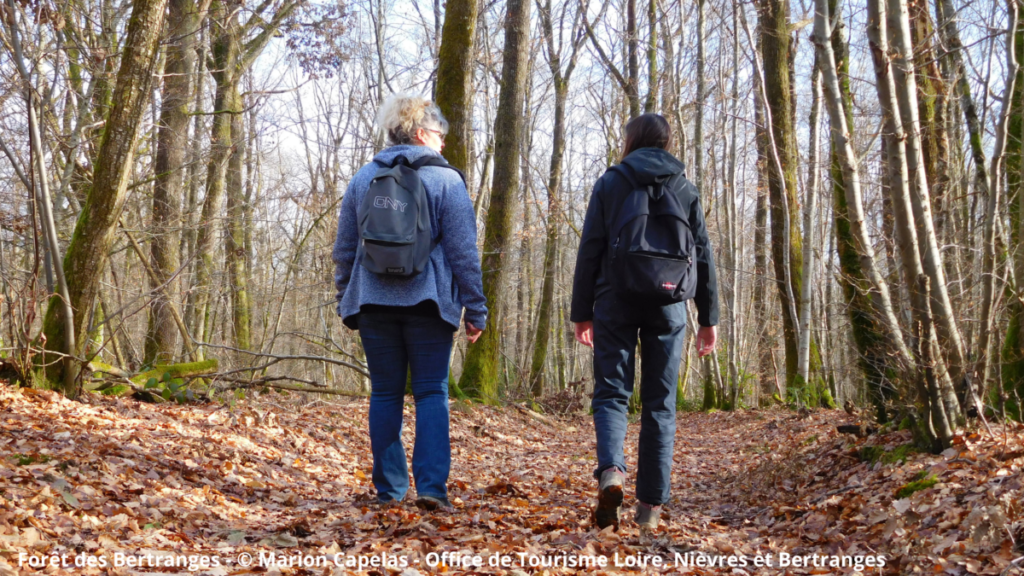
[
  {"xmin": 574, "ymin": 321, "xmax": 594, "ymax": 348},
  {"xmin": 465, "ymin": 322, "xmax": 483, "ymax": 343},
  {"xmin": 697, "ymin": 325, "xmax": 717, "ymax": 357}
]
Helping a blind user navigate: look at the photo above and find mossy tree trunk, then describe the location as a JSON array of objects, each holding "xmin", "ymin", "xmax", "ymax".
[
  {"xmin": 756, "ymin": 0, "xmax": 803, "ymax": 392},
  {"xmin": 887, "ymin": 0, "xmax": 965, "ymax": 422},
  {"xmin": 820, "ymin": 0, "xmax": 898, "ymax": 421},
  {"xmin": 972, "ymin": 0, "xmax": 1018, "ymax": 418},
  {"xmin": 867, "ymin": 0, "xmax": 956, "ymax": 449},
  {"xmin": 1003, "ymin": 1, "xmax": 1024, "ymax": 420},
  {"xmin": 434, "ymin": 0, "xmax": 479, "ymax": 172},
  {"xmin": 190, "ymin": 0, "xmax": 239, "ymax": 348},
  {"xmin": 752, "ymin": 87, "xmax": 772, "ymax": 402},
  {"xmin": 146, "ymin": 0, "xmax": 199, "ymax": 364},
  {"xmin": 457, "ymin": 0, "xmax": 531, "ymax": 403},
  {"xmin": 40, "ymin": 0, "xmax": 169, "ymax": 394},
  {"xmin": 935, "ymin": 0, "xmax": 999, "ymax": 408},
  {"xmin": 225, "ymin": 83, "xmax": 251, "ymax": 351},
  {"xmin": 189, "ymin": 0, "xmax": 297, "ymax": 351},
  {"xmin": 908, "ymin": 0, "xmax": 950, "ymax": 241}
]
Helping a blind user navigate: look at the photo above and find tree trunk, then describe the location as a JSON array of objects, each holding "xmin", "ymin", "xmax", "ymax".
[
  {"xmin": 644, "ymin": 0, "xmax": 657, "ymax": 112},
  {"xmin": 819, "ymin": 0, "xmax": 900, "ymax": 421},
  {"xmin": 755, "ymin": 0, "xmax": 803, "ymax": 392},
  {"xmin": 626, "ymin": 0, "xmax": 640, "ymax": 117},
  {"xmin": 752, "ymin": 91, "xmax": 773, "ymax": 401},
  {"xmin": 909, "ymin": 0, "xmax": 951, "ymax": 242},
  {"xmin": 40, "ymin": 0, "xmax": 169, "ymax": 393},
  {"xmin": 530, "ymin": 0, "xmax": 586, "ymax": 397},
  {"xmin": 530, "ymin": 82, "xmax": 566, "ymax": 397},
  {"xmin": 887, "ymin": 0, "xmax": 965, "ymax": 420},
  {"xmin": 190, "ymin": 0, "xmax": 240, "ymax": 347},
  {"xmin": 867, "ymin": 0, "xmax": 955, "ymax": 448},
  {"xmin": 975, "ymin": 0, "xmax": 1017, "ymax": 418},
  {"xmin": 694, "ymin": 0, "xmax": 706, "ymax": 190},
  {"xmin": 225, "ymin": 87, "xmax": 251, "ymax": 350},
  {"xmin": 1004, "ymin": 1, "xmax": 1024, "ymax": 419},
  {"xmin": 797, "ymin": 63, "xmax": 821, "ymax": 388},
  {"xmin": 188, "ymin": 0, "xmax": 296, "ymax": 349},
  {"xmin": 726, "ymin": 0, "xmax": 741, "ymax": 409},
  {"xmin": 435, "ymin": 0, "xmax": 479, "ymax": 171},
  {"xmin": 146, "ymin": 0, "xmax": 199, "ymax": 364},
  {"xmin": 457, "ymin": 0, "xmax": 531, "ymax": 402}
]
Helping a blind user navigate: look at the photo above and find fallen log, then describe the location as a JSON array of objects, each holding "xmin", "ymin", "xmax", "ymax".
[{"xmin": 837, "ymin": 423, "xmax": 878, "ymax": 438}]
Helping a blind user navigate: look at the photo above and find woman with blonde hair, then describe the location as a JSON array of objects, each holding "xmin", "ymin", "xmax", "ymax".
[{"xmin": 333, "ymin": 93, "xmax": 487, "ymax": 510}]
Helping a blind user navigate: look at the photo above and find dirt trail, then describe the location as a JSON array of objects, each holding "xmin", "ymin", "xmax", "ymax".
[{"xmin": 0, "ymin": 386, "xmax": 1020, "ymax": 575}]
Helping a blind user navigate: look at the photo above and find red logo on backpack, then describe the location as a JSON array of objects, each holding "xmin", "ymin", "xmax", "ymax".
[{"xmin": 662, "ymin": 282, "xmax": 675, "ymax": 291}]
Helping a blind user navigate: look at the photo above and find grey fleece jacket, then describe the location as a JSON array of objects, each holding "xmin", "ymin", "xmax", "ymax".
[{"xmin": 333, "ymin": 145, "xmax": 488, "ymax": 331}]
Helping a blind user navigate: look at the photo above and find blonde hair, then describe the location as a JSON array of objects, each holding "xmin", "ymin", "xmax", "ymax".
[{"xmin": 376, "ymin": 93, "xmax": 449, "ymax": 145}]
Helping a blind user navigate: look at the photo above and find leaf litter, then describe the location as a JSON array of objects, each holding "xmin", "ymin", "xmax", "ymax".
[{"xmin": 0, "ymin": 385, "xmax": 1021, "ymax": 575}]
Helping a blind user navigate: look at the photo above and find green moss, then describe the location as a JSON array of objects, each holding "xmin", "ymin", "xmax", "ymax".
[
  {"xmin": 130, "ymin": 359, "xmax": 218, "ymax": 385},
  {"xmin": 858, "ymin": 445, "xmax": 885, "ymax": 464},
  {"xmin": 859, "ymin": 443, "xmax": 918, "ymax": 465},
  {"xmin": 884, "ymin": 444, "xmax": 918, "ymax": 464},
  {"xmin": 895, "ymin": 473, "xmax": 938, "ymax": 499},
  {"xmin": 701, "ymin": 373, "xmax": 718, "ymax": 411},
  {"xmin": 100, "ymin": 384, "xmax": 130, "ymax": 396},
  {"xmin": 15, "ymin": 454, "xmax": 51, "ymax": 466}
]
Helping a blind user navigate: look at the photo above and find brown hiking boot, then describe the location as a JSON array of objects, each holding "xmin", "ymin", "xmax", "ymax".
[
  {"xmin": 634, "ymin": 501, "xmax": 661, "ymax": 532},
  {"xmin": 415, "ymin": 495, "xmax": 453, "ymax": 511},
  {"xmin": 594, "ymin": 467, "xmax": 625, "ymax": 529}
]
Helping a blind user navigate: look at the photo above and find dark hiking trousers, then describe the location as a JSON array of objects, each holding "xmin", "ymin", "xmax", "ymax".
[{"xmin": 591, "ymin": 295, "xmax": 687, "ymax": 506}]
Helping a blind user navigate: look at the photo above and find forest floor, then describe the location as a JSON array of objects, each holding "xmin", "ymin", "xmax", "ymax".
[{"xmin": 0, "ymin": 384, "xmax": 1022, "ymax": 576}]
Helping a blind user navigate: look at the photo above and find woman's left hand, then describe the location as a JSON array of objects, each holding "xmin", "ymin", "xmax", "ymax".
[{"xmin": 465, "ymin": 322, "xmax": 482, "ymax": 343}]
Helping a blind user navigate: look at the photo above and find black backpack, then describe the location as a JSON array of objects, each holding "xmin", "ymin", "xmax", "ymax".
[
  {"xmin": 357, "ymin": 155, "xmax": 463, "ymax": 277},
  {"xmin": 606, "ymin": 164, "xmax": 697, "ymax": 305}
]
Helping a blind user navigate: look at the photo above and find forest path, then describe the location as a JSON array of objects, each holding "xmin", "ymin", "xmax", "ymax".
[{"xmin": 0, "ymin": 385, "xmax": 1020, "ymax": 575}]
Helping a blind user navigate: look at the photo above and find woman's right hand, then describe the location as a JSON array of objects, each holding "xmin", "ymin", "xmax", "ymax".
[
  {"xmin": 465, "ymin": 322, "xmax": 483, "ymax": 343},
  {"xmin": 574, "ymin": 321, "xmax": 593, "ymax": 348}
]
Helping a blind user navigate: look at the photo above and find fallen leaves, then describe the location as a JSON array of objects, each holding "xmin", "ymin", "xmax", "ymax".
[{"xmin": 0, "ymin": 384, "xmax": 1021, "ymax": 575}]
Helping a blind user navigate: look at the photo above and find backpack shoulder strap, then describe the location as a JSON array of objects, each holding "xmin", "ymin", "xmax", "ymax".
[
  {"xmin": 411, "ymin": 155, "xmax": 467, "ymax": 185},
  {"xmin": 608, "ymin": 164, "xmax": 639, "ymax": 190},
  {"xmin": 606, "ymin": 164, "xmax": 649, "ymax": 240}
]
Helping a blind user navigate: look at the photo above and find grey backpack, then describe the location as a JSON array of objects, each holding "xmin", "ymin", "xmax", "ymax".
[{"xmin": 356, "ymin": 155, "xmax": 463, "ymax": 277}]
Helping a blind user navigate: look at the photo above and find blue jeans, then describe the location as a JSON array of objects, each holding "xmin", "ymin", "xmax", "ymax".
[
  {"xmin": 591, "ymin": 296, "xmax": 686, "ymax": 506},
  {"xmin": 359, "ymin": 313, "xmax": 455, "ymax": 503}
]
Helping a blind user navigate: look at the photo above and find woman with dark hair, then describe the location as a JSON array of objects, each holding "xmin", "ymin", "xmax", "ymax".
[{"xmin": 570, "ymin": 113, "xmax": 719, "ymax": 532}]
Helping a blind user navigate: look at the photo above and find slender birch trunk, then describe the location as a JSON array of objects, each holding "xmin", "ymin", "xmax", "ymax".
[
  {"xmin": 977, "ymin": 0, "xmax": 1018, "ymax": 417},
  {"xmin": 867, "ymin": 0, "xmax": 955, "ymax": 448},
  {"xmin": 529, "ymin": 0, "xmax": 586, "ymax": 396},
  {"xmin": 887, "ymin": 0, "xmax": 965, "ymax": 420}
]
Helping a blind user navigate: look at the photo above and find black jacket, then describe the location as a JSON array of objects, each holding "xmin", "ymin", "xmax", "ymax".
[{"xmin": 570, "ymin": 147, "xmax": 719, "ymax": 327}]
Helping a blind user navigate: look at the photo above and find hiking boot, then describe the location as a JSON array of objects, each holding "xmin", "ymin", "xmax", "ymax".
[
  {"xmin": 634, "ymin": 501, "xmax": 661, "ymax": 532},
  {"xmin": 415, "ymin": 495, "xmax": 453, "ymax": 511},
  {"xmin": 594, "ymin": 467, "xmax": 625, "ymax": 529}
]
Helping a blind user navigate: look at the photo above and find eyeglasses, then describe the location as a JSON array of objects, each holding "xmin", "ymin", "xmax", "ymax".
[{"xmin": 425, "ymin": 128, "xmax": 446, "ymax": 143}]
